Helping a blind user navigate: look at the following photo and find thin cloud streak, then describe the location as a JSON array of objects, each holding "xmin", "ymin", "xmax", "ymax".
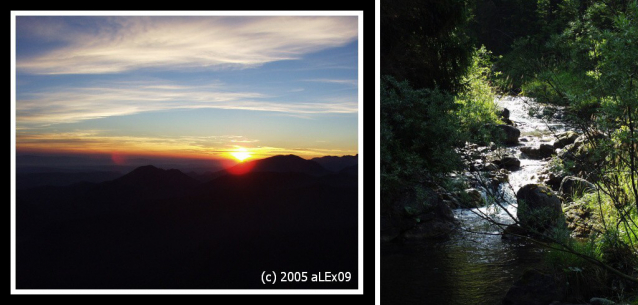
[
  {"xmin": 17, "ymin": 16, "xmax": 358, "ymax": 75},
  {"xmin": 16, "ymin": 81, "xmax": 358, "ymax": 127}
]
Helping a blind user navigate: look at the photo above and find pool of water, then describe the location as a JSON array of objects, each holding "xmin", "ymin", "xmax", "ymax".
[{"xmin": 381, "ymin": 228, "xmax": 545, "ymax": 305}]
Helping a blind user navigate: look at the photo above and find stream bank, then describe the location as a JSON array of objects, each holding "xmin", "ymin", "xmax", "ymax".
[{"xmin": 381, "ymin": 96, "xmax": 587, "ymax": 305}]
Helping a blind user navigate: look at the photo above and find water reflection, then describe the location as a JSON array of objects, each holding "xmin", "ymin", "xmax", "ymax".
[{"xmin": 381, "ymin": 221, "xmax": 545, "ymax": 305}]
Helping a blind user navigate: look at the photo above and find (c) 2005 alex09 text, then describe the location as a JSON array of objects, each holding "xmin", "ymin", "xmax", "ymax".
[{"xmin": 260, "ymin": 271, "xmax": 352, "ymax": 284}]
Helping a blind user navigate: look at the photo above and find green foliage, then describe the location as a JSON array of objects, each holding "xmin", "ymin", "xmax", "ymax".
[
  {"xmin": 549, "ymin": 154, "xmax": 576, "ymax": 176},
  {"xmin": 380, "ymin": 0, "xmax": 504, "ymax": 210},
  {"xmin": 544, "ymin": 236, "xmax": 610, "ymax": 300},
  {"xmin": 521, "ymin": 70, "xmax": 591, "ymax": 106},
  {"xmin": 517, "ymin": 0, "xmax": 638, "ymax": 227},
  {"xmin": 381, "ymin": 46, "xmax": 502, "ymax": 208},
  {"xmin": 381, "ymin": 76, "xmax": 464, "ymax": 207},
  {"xmin": 489, "ymin": 0, "xmax": 583, "ymax": 93},
  {"xmin": 455, "ymin": 46, "xmax": 503, "ymax": 143},
  {"xmin": 518, "ymin": 199, "xmax": 566, "ymax": 233},
  {"xmin": 545, "ymin": 232, "xmax": 601, "ymax": 270},
  {"xmin": 563, "ymin": 0, "xmax": 638, "ymax": 225},
  {"xmin": 492, "ymin": 36, "xmax": 547, "ymax": 93},
  {"xmin": 482, "ymin": 1, "xmax": 638, "ymax": 295}
]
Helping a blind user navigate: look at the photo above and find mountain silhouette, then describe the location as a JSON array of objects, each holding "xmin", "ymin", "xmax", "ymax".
[
  {"xmin": 112, "ymin": 165, "xmax": 198, "ymax": 189},
  {"xmin": 16, "ymin": 160, "xmax": 358, "ymax": 289},
  {"xmin": 222, "ymin": 154, "xmax": 331, "ymax": 176},
  {"xmin": 311, "ymin": 154, "xmax": 358, "ymax": 172}
]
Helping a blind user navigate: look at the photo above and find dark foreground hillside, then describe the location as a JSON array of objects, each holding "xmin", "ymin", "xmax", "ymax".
[{"xmin": 16, "ymin": 165, "xmax": 358, "ymax": 289}]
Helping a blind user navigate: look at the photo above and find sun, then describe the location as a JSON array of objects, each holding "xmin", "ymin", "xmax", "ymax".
[{"xmin": 230, "ymin": 149, "xmax": 252, "ymax": 162}]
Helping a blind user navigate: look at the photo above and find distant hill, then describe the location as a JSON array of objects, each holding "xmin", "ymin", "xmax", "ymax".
[
  {"xmin": 84, "ymin": 165, "xmax": 200, "ymax": 210},
  {"xmin": 221, "ymin": 154, "xmax": 332, "ymax": 177},
  {"xmin": 311, "ymin": 154, "xmax": 358, "ymax": 172},
  {"xmin": 111, "ymin": 165, "xmax": 198, "ymax": 189}
]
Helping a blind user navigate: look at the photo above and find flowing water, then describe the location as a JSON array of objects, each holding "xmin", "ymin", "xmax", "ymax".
[{"xmin": 381, "ymin": 96, "xmax": 573, "ymax": 305}]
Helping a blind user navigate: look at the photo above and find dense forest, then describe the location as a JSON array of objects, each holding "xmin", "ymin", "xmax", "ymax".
[{"xmin": 381, "ymin": 0, "xmax": 638, "ymax": 304}]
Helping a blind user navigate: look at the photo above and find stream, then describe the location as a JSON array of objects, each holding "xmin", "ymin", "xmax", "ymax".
[{"xmin": 381, "ymin": 96, "xmax": 574, "ymax": 305}]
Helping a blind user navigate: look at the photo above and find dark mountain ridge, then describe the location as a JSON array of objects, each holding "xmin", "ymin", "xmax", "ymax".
[
  {"xmin": 110, "ymin": 165, "xmax": 198, "ymax": 189},
  {"xmin": 224, "ymin": 154, "xmax": 332, "ymax": 176},
  {"xmin": 16, "ymin": 156, "xmax": 358, "ymax": 289},
  {"xmin": 311, "ymin": 154, "xmax": 358, "ymax": 172}
]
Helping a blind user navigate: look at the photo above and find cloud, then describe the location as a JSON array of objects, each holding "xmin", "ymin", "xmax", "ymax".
[
  {"xmin": 16, "ymin": 80, "xmax": 358, "ymax": 127},
  {"xmin": 17, "ymin": 16, "xmax": 358, "ymax": 74}
]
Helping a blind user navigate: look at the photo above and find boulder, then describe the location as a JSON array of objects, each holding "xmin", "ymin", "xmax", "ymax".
[
  {"xmin": 382, "ymin": 185, "xmax": 458, "ymax": 241},
  {"xmin": 487, "ymin": 168, "xmax": 509, "ymax": 187},
  {"xmin": 484, "ymin": 168, "xmax": 509, "ymax": 191},
  {"xmin": 497, "ymin": 124, "xmax": 521, "ymax": 145},
  {"xmin": 499, "ymin": 107, "xmax": 510, "ymax": 120},
  {"xmin": 559, "ymin": 176, "xmax": 596, "ymax": 201},
  {"xmin": 439, "ymin": 191, "xmax": 462, "ymax": 209},
  {"xmin": 494, "ymin": 156, "xmax": 521, "ymax": 170},
  {"xmin": 554, "ymin": 131, "xmax": 579, "ymax": 149},
  {"xmin": 516, "ymin": 184, "xmax": 564, "ymax": 232},
  {"xmin": 459, "ymin": 188, "xmax": 485, "ymax": 208},
  {"xmin": 544, "ymin": 171, "xmax": 567, "ymax": 191},
  {"xmin": 483, "ymin": 162, "xmax": 499, "ymax": 171},
  {"xmin": 521, "ymin": 144, "xmax": 555, "ymax": 159},
  {"xmin": 540, "ymin": 143, "xmax": 556, "ymax": 157}
]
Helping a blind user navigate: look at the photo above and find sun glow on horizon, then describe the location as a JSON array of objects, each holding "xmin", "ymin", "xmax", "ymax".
[{"xmin": 230, "ymin": 148, "xmax": 252, "ymax": 162}]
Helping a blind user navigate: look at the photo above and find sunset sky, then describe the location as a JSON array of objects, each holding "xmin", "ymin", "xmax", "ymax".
[{"xmin": 14, "ymin": 14, "xmax": 359, "ymax": 162}]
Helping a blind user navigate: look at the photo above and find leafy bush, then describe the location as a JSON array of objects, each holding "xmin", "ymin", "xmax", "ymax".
[
  {"xmin": 521, "ymin": 70, "xmax": 590, "ymax": 106},
  {"xmin": 381, "ymin": 76, "xmax": 463, "ymax": 208},
  {"xmin": 455, "ymin": 46, "xmax": 502, "ymax": 143},
  {"xmin": 492, "ymin": 36, "xmax": 547, "ymax": 93},
  {"xmin": 381, "ymin": 47, "xmax": 502, "ymax": 209}
]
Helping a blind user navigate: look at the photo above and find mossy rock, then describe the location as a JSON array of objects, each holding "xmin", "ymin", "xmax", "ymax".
[{"xmin": 516, "ymin": 184, "xmax": 564, "ymax": 233}]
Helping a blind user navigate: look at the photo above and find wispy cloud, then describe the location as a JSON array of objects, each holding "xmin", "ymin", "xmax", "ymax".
[
  {"xmin": 16, "ymin": 80, "xmax": 357, "ymax": 127},
  {"xmin": 17, "ymin": 16, "xmax": 358, "ymax": 75}
]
